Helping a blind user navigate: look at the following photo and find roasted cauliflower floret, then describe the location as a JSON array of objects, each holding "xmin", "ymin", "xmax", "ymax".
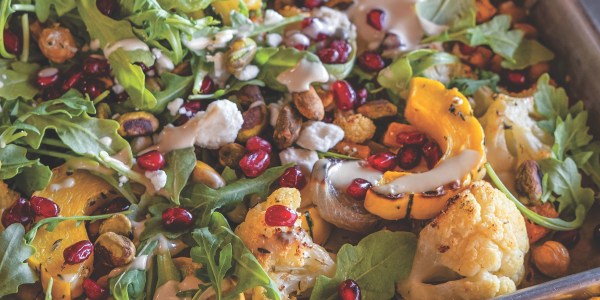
[
  {"xmin": 398, "ymin": 181, "xmax": 529, "ymax": 300},
  {"xmin": 334, "ymin": 113, "xmax": 376, "ymax": 144},
  {"xmin": 235, "ymin": 188, "xmax": 335, "ymax": 300}
]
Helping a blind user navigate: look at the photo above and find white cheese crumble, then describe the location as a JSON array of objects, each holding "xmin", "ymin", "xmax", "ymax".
[
  {"xmin": 234, "ymin": 64, "xmax": 259, "ymax": 81},
  {"xmin": 167, "ymin": 98, "xmax": 185, "ymax": 116},
  {"xmin": 296, "ymin": 121, "xmax": 344, "ymax": 152},
  {"xmin": 266, "ymin": 33, "xmax": 283, "ymax": 47},
  {"xmin": 264, "ymin": 9, "xmax": 285, "ymax": 26},
  {"xmin": 98, "ymin": 137, "xmax": 113, "ymax": 147},
  {"xmin": 279, "ymin": 148, "xmax": 319, "ymax": 177},
  {"xmin": 145, "ymin": 170, "xmax": 168, "ymax": 191},
  {"xmin": 194, "ymin": 100, "xmax": 244, "ymax": 149},
  {"xmin": 118, "ymin": 175, "xmax": 129, "ymax": 187},
  {"xmin": 152, "ymin": 48, "xmax": 175, "ymax": 74}
]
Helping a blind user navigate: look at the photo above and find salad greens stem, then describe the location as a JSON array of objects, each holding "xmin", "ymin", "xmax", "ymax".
[
  {"xmin": 11, "ymin": 4, "xmax": 35, "ymax": 12},
  {"xmin": 485, "ymin": 163, "xmax": 584, "ymax": 230},
  {"xmin": 20, "ymin": 13, "xmax": 29, "ymax": 62},
  {"xmin": 40, "ymin": 138, "xmax": 69, "ymax": 149},
  {"xmin": 92, "ymin": 90, "xmax": 111, "ymax": 104},
  {"xmin": 26, "ymin": 148, "xmax": 77, "ymax": 160}
]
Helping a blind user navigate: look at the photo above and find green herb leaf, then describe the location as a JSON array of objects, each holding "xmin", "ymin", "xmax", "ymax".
[
  {"xmin": 0, "ymin": 63, "xmax": 40, "ymax": 100},
  {"xmin": 539, "ymin": 157, "xmax": 595, "ymax": 214},
  {"xmin": 156, "ymin": 0, "xmax": 215, "ymax": 13},
  {"xmin": 0, "ymin": 224, "xmax": 37, "ymax": 297},
  {"xmin": 467, "ymin": 15, "xmax": 523, "ymax": 61},
  {"xmin": 150, "ymin": 73, "xmax": 194, "ymax": 114},
  {"xmin": 416, "ymin": 0, "xmax": 476, "ymax": 31},
  {"xmin": 448, "ymin": 70, "xmax": 500, "ymax": 96},
  {"xmin": 163, "ymin": 148, "xmax": 196, "ymax": 205},
  {"xmin": 534, "ymin": 74, "xmax": 570, "ymax": 132},
  {"xmin": 552, "ymin": 112, "xmax": 593, "ymax": 161},
  {"xmin": 35, "ymin": 0, "xmax": 77, "ymax": 22},
  {"xmin": 310, "ymin": 231, "xmax": 417, "ymax": 300},
  {"xmin": 501, "ymin": 39, "xmax": 554, "ymax": 70}
]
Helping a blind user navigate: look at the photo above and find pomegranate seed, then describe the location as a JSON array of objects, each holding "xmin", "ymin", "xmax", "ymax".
[
  {"xmin": 329, "ymin": 40, "xmax": 351, "ymax": 63},
  {"xmin": 36, "ymin": 68, "xmax": 60, "ymax": 87},
  {"xmin": 422, "ymin": 140, "xmax": 443, "ymax": 169},
  {"xmin": 317, "ymin": 48, "xmax": 340, "ymax": 64},
  {"xmin": 265, "ymin": 205, "xmax": 298, "ymax": 227},
  {"xmin": 162, "ymin": 207, "xmax": 194, "ymax": 231},
  {"xmin": 332, "ymin": 80, "xmax": 356, "ymax": 111},
  {"xmin": 41, "ymin": 86, "xmax": 63, "ymax": 100},
  {"xmin": 367, "ymin": 152, "xmax": 397, "ymax": 172},
  {"xmin": 64, "ymin": 240, "xmax": 94, "ymax": 264},
  {"xmin": 135, "ymin": 62, "xmax": 155, "ymax": 76},
  {"xmin": 301, "ymin": 17, "xmax": 314, "ymax": 29},
  {"xmin": 3, "ymin": 29, "xmax": 21, "ymax": 55},
  {"xmin": 100, "ymin": 197, "xmax": 131, "ymax": 214},
  {"xmin": 346, "ymin": 178, "xmax": 371, "ymax": 199},
  {"xmin": 96, "ymin": 0, "xmax": 120, "ymax": 18},
  {"xmin": 554, "ymin": 230, "xmax": 580, "ymax": 249},
  {"xmin": 459, "ymin": 43, "xmax": 477, "ymax": 55},
  {"xmin": 239, "ymin": 150, "xmax": 271, "ymax": 178},
  {"xmin": 293, "ymin": 44, "xmax": 307, "ymax": 51},
  {"xmin": 396, "ymin": 132, "xmax": 425, "ymax": 145},
  {"xmin": 338, "ymin": 279, "xmax": 361, "ymax": 300},
  {"xmin": 246, "ymin": 136, "xmax": 272, "ymax": 154},
  {"xmin": 62, "ymin": 71, "xmax": 84, "ymax": 91},
  {"xmin": 358, "ymin": 51, "xmax": 385, "ymax": 72},
  {"xmin": 180, "ymin": 101, "xmax": 204, "ymax": 115},
  {"xmin": 83, "ymin": 279, "xmax": 108, "ymax": 300},
  {"xmin": 505, "ymin": 71, "xmax": 527, "ymax": 90},
  {"xmin": 137, "ymin": 150, "xmax": 166, "ymax": 171},
  {"xmin": 79, "ymin": 79, "xmax": 106, "ymax": 99},
  {"xmin": 83, "ymin": 57, "xmax": 111, "ymax": 76},
  {"xmin": 1, "ymin": 198, "xmax": 32, "ymax": 228},
  {"xmin": 304, "ymin": 0, "xmax": 323, "ymax": 9},
  {"xmin": 200, "ymin": 76, "xmax": 215, "ymax": 94},
  {"xmin": 30, "ymin": 196, "xmax": 60, "ymax": 219},
  {"xmin": 398, "ymin": 145, "xmax": 422, "ymax": 170},
  {"xmin": 367, "ymin": 9, "xmax": 385, "ymax": 31},
  {"xmin": 279, "ymin": 166, "xmax": 307, "ymax": 189}
]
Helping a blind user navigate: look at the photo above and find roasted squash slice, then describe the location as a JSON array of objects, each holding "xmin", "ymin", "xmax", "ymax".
[
  {"xmin": 212, "ymin": 0, "xmax": 262, "ymax": 25},
  {"xmin": 28, "ymin": 166, "xmax": 117, "ymax": 299},
  {"xmin": 364, "ymin": 77, "xmax": 486, "ymax": 220}
]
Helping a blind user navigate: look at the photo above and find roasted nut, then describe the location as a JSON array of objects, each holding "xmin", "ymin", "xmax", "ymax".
[
  {"xmin": 293, "ymin": 86, "xmax": 325, "ymax": 121},
  {"xmin": 117, "ymin": 112, "xmax": 159, "ymax": 137},
  {"xmin": 99, "ymin": 214, "xmax": 133, "ymax": 238},
  {"xmin": 317, "ymin": 88, "xmax": 335, "ymax": 112},
  {"xmin": 173, "ymin": 257, "xmax": 202, "ymax": 276},
  {"xmin": 237, "ymin": 103, "xmax": 268, "ymax": 142},
  {"xmin": 532, "ymin": 241, "xmax": 570, "ymax": 278},
  {"xmin": 334, "ymin": 113, "xmax": 376, "ymax": 144},
  {"xmin": 192, "ymin": 161, "xmax": 226, "ymax": 189},
  {"xmin": 469, "ymin": 46, "xmax": 493, "ymax": 69},
  {"xmin": 476, "ymin": 0, "xmax": 497, "ymax": 23},
  {"xmin": 94, "ymin": 232, "xmax": 136, "ymax": 267},
  {"xmin": 96, "ymin": 103, "xmax": 112, "ymax": 119},
  {"xmin": 219, "ymin": 143, "xmax": 247, "ymax": 169},
  {"xmin": 38, "ymin": 24, "xmax": 78, "ymax": 64},
  {"xmin": 273, "ymin": 105, "xmax": 302, "ymax": 149},
  {"xmin": 515, "ymin": 160, "xmax": 543, "ymax": 205},
  {"xmin": 226, "ymin": 38, "xmax": 257, "ymax": 74},
  {"xmin": 356, "ymin": 100, "xmax": 398, "ymax": 119},
  {"xmin": 498, "ymin": 1, "xmax": 527, "ymax": 25},
  {"xmin": 237, "ymin": 85, "xmax": 264, "ymax": 108},
  {"xmin": 225, "ymin": 202, "xmax": 248, "ymax": 224}
]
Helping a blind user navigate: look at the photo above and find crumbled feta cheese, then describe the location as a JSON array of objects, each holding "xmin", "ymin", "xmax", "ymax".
[
  {"xmin": 306, "ymin": 7, "xmax": 355, "ymax": 39},
  {"xmin": 167, "ymin": 98, "xmax": 185, "ymax": 116},
  {"xmin": 118, "ymin": 175, "xmax": 129, "ymax": 187},
  {"xmin": 193, "ymin": 100, "xmax": 244, "ymax": 149},
  {"xmin": 284, "ymin": 32, "xmax": 310, "ymax": 48},
  {"xmin": 112, "ymin": 83, "xmax": 125, "ymax": 94},
  {"xmin": 90, "ymin": 39, "xmax": 101, "ymax": 51},
  {"xmin": 279, "ymin": 147, "xmax": 319, "ymax": 176},
  {"xmin": 145, "ymin": 170, "xmax": 167, "ymax": 191},
  {"xmin": 266, "ymin": 33, "xmax": 283, "ymax": 47},
  {"xmin": 234, "ymin": 64, "xmax": 259, "ymax": 81},
  {"xmin": 264, "ymin": 9, "xmax": 285, "ymax": 26},
  {"xmin": 296, "ymin": 121, "xmax": 344, "ymax": 152}
]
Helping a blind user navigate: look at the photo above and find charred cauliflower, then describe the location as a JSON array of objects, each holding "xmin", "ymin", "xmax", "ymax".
[
  {"xmin": 334, "ymin": 113, "xmax": 376, "ymax": 144},
  {"xmin": 235, "ymin": 188, "xmax": 335, "ymax": 300},
  {"xmin": 398, "ymin": 181, "xmax": 529, "ymax": 300}
]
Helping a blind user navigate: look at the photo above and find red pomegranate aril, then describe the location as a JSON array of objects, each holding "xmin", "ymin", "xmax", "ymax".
[
  {"xmin": 30, "ymin": 196, "xmax": 60, "ymax": 219},
  {"xmin": 506, "ymin": 71, "xmax": 527, "ymax": 89},
  {"xmin": 338, "ymin": 279, "xmax": 361, "ymax": 300},
  {"xmin": 315, "ymin": 33, "xmax": 329, "ymax": 41},
  {"xmin": 62, "ymin": 71, "xmax": 83, "ymax": 91},
  {"xmin": 317, "ymin": 48, "xmax": 340, "ymax": 64},
  {"xmin": 100, "ymin": 197, "xmax": 131, "ymax": 214},
  {"xmin": 3, "ymin": 29, "xmax": 21, "ymax": 55},
  {"xmin": 162, "ymin": 207, "xmax": 194, "ymax": 231},
  {"xmin": 398, "ymin": 145, "xmax": 422, "ymax": 170},
  {"xmin": 199, "ymin": 75, "xmax": 215, "ymax": 94},
  {"xmin": 96, "ymin": 0, "xmax": 120, "ymax": 18},
  {"xmin": 64, "ymin": 240, "xmax": 94, "ymax": 264},
  {"xmin": 293, "ymin": 44, "xmax": 308, "ymax": 51},
  {"xmin": 239, "ymin": 150, "xmax": 271, "ymax": 178},
  {"xmin": 246, "ymin": 136, "xmax": 272, "ymax": 153},
  {"xmin": 304, "ymin": 0, "xmax": 323, "ymax": 9},
  {"xmin": 83, "ymin": 57, "xmax": 111, "ymax": 76},
  {"xmin": 265, "ymin": 205, "xmax": 298, "ymax": 227},
  {"xmin": 79, "ymin": 79, "xmax": 105, "ymax": 99},
  {"xmin": 396, "ymin": 131, "xmax": 425, "ymax": 146},
  {"xmin": 1, "ymin": 198, "xmax": 32, "ymax": 228},
  {"xmin": 367, "ymin": 9, "xmax": 385, "ymax": 31},
  {"xmin": 367, "ymin": 152, "xmax": 397, "ymax": 172},
  {"xmin": 329, "ymin": 40, "xmax": 351, "ymax": 63},
  {"xmin": 358, "ymin": 51, "xmax": 385, "ymax": 72},
  {"xmin": 458, "ymin": 43, "xmax": 477, "ymax": 55},
  {"xmin": 137, "ymin": 150, "xmax": 166, "ymax": 171},
  {"xmin": 301, "ymin": 17, "xmax": 314, "ymax": 29},
  {"xmin": 83, "ymin": 278, "xmax": 108, "ymax": 300},
  {"xmin": 422, "ymin": 140, "xmax": 443, "ymax": 169},
  {"xmin": 36, "ymin": 68, "xmax": 60, "ymax": 87},
  {"xmin": 41, "ymin": 86, "xmax": 63, "ymax": 100},
  {"xmin": 332, "ymin": 80, "xmax": 356, "ymax": 111},
  {"xmin": 355, "ymin": 88, "xmax": 368, "ymax": 109},
  {"xmin": 346, "ymin": 178, "xmax": 372, "ymax": 200},
  {"xmin": 279, "ymin": 166, "xmax": 307, "ymax": 189}
]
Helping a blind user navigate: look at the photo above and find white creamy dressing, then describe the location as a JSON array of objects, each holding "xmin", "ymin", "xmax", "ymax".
[
  {"xmin": 49, "ymin": 177, "xmax": 75, "ymax": 192},
  {"xmin": 66, "ymin": 158, "xmax": 113, "ymax": 175},
  {"xmin": 373, "ymin": 149, "xmax": 482, "ymax": 195},
  {"xmin": 131, "ymin": 220, "xmax": 147, "ymax": 245},
  {"xmin": 152, "ymin": 48, "xmax": 175, "ymax": 74},
  {"xmin": 103, "ymin": 38, "xmax": 150, "ymax": 58},
  {"xmin": 148, "ymin": 119, "xmax": 201, "ymax": 154},
  {"xmin": 158, "ymin": 234, "xmax": 187, "ymax": 256},
  {"xmin": 328, "ymin": 160, "xmax": 383, "ymax": 190},
  {"xmin": 98, "ymin": 136, "xmax": 113, "ymax": 147},
  {"xmin": 276, "ymin": 58, "xmax": 329, "ymax": 93},
  {"xmin": 153, "ymin": 276, "xmax": 203, "ymax": 300}
]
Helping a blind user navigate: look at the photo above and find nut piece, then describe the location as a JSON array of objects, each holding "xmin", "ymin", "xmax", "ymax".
[
  {"xmin": 117, "ymin": 112, "xmax": 159, "ymax": 137},
  {"xmin": 94, "ymin": 232, "xmax": 136, "ymax": 267},
  {"xmin": 293, "ymin": 86, "xmax": 325, "ymax": 121},
  {"xmin": 172, "ymin": 257, "xmax": 202, "ymax": 276},
  {"xmin": 237, "ymin": 85, "xmax": 264, "ymax": 108},
  {"xmin": 38, "ymin": 24, "xmax": 78, "ymax": 64},
  {"xmin": 99, "ymin": 214, "xmax": 132, "ymax": 238},
  {"xmin": 532, "ymin": 241, "xmax": 570, "ymax": 278},
  {"xmin": 219, "ymin": 143, "xmax": 247, "ymax": 169},
  {"xmin": 226, "ymin": 38, "xmax": 257, "ymax": 74},
  {"xmin": 515, "ymin": 160, "xmax": 543, "ymax": 205},
  {"xmin": 273, "ymin": 105, "xmax": 302, "ymax": 149},
  {"xmin": 96, "ymin": 103, "xmax": 112, "ymax": 120},
  {"xmin": 192, "ymin": 161, "xmax": 226, "ymax": 189},
  {"xmin": 334, "ymin": 113, "xmax": 376, "ymax": 144},
  {"xmin": 356, "ymin": 100, "xmax": 398, "ymax": 119},
  {"xmin": 237, "ymin": 103, "xmax": 268, "ymax": 142}
]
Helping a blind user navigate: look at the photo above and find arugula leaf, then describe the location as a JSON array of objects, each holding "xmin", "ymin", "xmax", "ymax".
[
  {"xmin": 0, "ymin": 224, "xmax": 37, "ymax": 297},
  {"xmin": 156, "ymin": 249, "xmax": 181, "ymax": 288},
  {"xmin": 35, "ymin": 0, "xmax": 77, "ymax": 22},
  {"xmin": 534, "ymin": 74, "xmax": 570, "ymax": 132},
  {"xmin": 552, "ymin": 112, "xmax": 593, "ymax": 161},
  {"xmin": 110, "ymin": 240, "xmax": 158, "ymax": 300},
  {"xmin": 163, "ymin": 148, "xmax": 196, "ymax": 205},
  {"xmin": 191, "ymin": 226, "xmax": 232, "ymax": 298},
  {"xmin": 540, "ymin": 157, "xmax": 595, "ymax": 214},
  {"xmin": 448, "ymin": 70, "xmax": 500, "ymax": 96},
  {"xmin": 13, "ymin": 163, "xmax": 52, "ymax": 196},
  {"xmin": 501, "ymin": 39, "xmax": 554, "ymax": 70},
  {"xmin": 416, "ymin": 0, "xmax": 475, "ymax": 31},
  {"xmin": 150, "ymin": 72, "xmax": 194, "ymax": 114},
  {"xmin": 157, "ymin": 0, "xmax": 215, "ymax": 13},
  {"xmin": 0, "ymin": 144, "xmax": 42, "ymax": 179},
  {"xmin": 0, "ymin": 63, "xmax": 40, "ymax": 100},
  {"xmin": 24, "ymin": 212, "xmax": 127, "ymax": 243},
  {"xmin": 310, "ymin": 231, "xmax": 417, "ymax": 300}
]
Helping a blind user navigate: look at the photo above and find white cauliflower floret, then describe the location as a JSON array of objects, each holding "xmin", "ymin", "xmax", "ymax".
[
  {"xmin": 398, "ymin": 181, "xmax": 529, "ymax": 300},
  {"xmin": 235, "ymin": 188, "xmax": 335, "ymax": 300},
  {"xmin": 194, "ymin": 99, "xmax": 244, "ymax": 149},
  {"xmin": 479, "ymin": 94, "xmax": 552, "ymax": 192}
]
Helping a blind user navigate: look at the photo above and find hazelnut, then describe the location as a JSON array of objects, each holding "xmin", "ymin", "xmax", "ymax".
[
  {"xmin": 99, "ymin": 214, "xmax": 133, "ymax": 238},
  {"xmin": 515, "ymin": 160, "xmax": 543, "ymax": 205},
  {"xmin": 95, "ymin": 232, "xmax": 136, "ymax": 267},
  {"xmin": 532, "ymin": 241, "xmax": 570, "ymax": 278},
  {"xmin": 38, "ymin": 24, "xmax": 78, "ymax": 64}
]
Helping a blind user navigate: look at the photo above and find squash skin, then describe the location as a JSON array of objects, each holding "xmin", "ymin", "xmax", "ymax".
[
  {"xmin": 364, "ymin": 78, "xmax": 486, "ymax": 220},
  {"xmin": 28, "ymin": 166, "xmax": 117, "ymax": 299}
]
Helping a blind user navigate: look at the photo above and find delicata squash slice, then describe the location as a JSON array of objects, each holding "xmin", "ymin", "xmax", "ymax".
[
  {"xmin": 28, "ymin": 166, "xmax": 117, "ymax": 299},
  {"xmin": 364, "ymin": 77, "xmax": 486, "ymax": 220}
]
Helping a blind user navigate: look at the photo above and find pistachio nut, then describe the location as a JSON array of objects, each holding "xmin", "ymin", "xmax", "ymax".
[
  {"xmin": 117, "ymin": 112, "xmax": 159, "ymax": 137},
  {"xmin": 515, "ymin": 160, "xmax": 543, "ymax": 205},
  {"xmin": 273, "ymin": 105, "xmax": 302, "ymax": 149},
  {"xmin": 192, "ymin": 161, "xmax": 226, "ymax": 189},
  {"xmin": 293, "ymin": 86, "xmax": 325, "ymax": 121},
  {"xmin": 237, "ymin": 103, "xmax": 268, "ymax": 142},
  {"xmin": 94, "ymin": 232, "xmax": 136, "ymax": 267},
  {"xmin": 226, "ymin": 38, "xmax": 257, "ymax": 74},
  {"xmin": 219, "ymin": 143, "xmax": 247, "ymax": 169},
  {"xmin": 99, "ymin": 214, "xmax": 133, "ymax": 238}
]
